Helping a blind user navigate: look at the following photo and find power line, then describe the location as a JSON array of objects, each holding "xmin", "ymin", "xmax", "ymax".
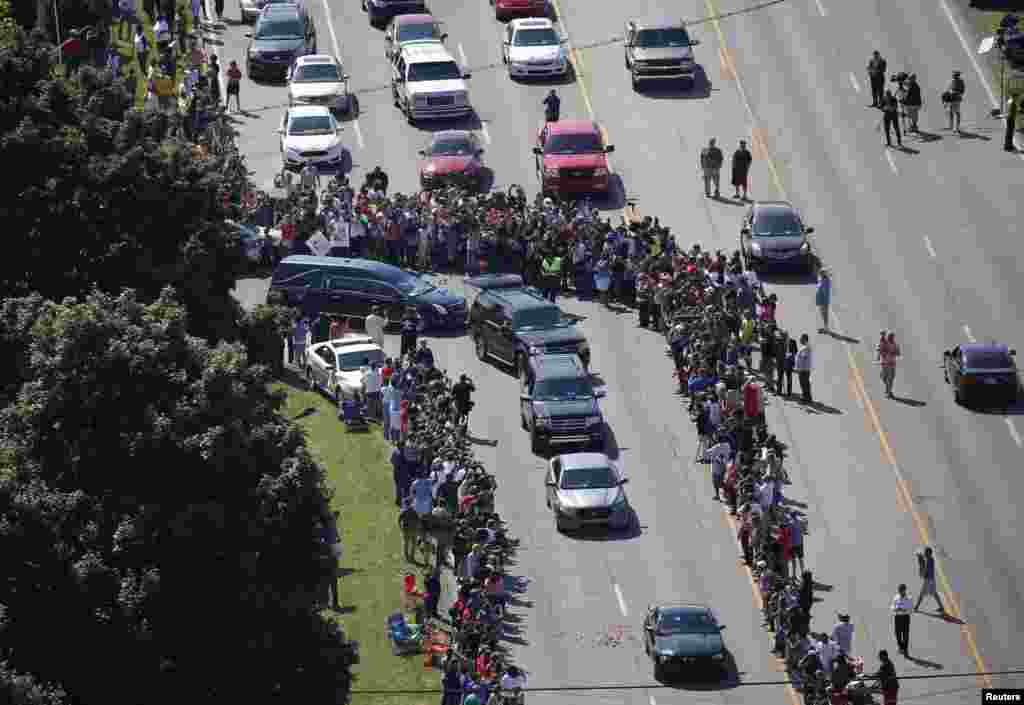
[{"xmin": 350, "ymin": 669, "xmax": 1024, "ymax": 696}]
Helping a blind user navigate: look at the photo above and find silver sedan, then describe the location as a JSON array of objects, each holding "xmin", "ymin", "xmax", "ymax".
[{"xmin": 545, "ymin": 452, "xmax": 631, "ymax": 531}]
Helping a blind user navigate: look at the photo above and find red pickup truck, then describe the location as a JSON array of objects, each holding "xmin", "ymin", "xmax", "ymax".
[{"xmin": 533, "ymin": 120, "xmax": 615, "ymax": 196}]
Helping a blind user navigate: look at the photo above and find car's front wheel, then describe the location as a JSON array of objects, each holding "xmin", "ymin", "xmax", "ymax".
[
  {"xmin": 653, "ymin": 660, "xmax": 665, "ymax": 682},
  {"xmin": 475, "ymin": 334, "xmax": 488, "ymax": 361},
  {"xmin": 306, "ymin": 367, "xmax": 317, "ymax": 391},
  {"xmin": 515, "ymin": 353, "xmax": 527, "ymax": 380},
  {"xmin": 530, "ymin": 429, "xmax": 545, "ymax": 455}
]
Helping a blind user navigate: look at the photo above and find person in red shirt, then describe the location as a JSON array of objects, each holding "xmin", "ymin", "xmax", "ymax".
[
  {"xmin": 225, "ymin": 59, "xmax": 242, "ymax": 112},
  {"xmin": 381, "ymin": 359, "xmax": 394, "ymax": 385},
  {"xmin": 61, "ymin": 29, "xmax": 86, "ymax": 76}
]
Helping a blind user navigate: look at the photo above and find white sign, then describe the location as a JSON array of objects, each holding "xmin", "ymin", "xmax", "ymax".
[{"xmin": 306, "ymin": 231, "xmax": 332, "ymax": 257}]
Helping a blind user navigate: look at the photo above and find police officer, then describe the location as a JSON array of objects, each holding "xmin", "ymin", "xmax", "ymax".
[
  {"xmin": 543, "ymin": 89, "xmax": 560, "ymax": 122},
  {"xmin": 700, "ymin": 138, "xmax": 724, "ymax": 199}
]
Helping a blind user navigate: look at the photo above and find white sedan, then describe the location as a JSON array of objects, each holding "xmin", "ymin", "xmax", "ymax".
[
  {"xmin": 306, "ymin": 335, "xmax": 386, "ymax": 402},
  {"xmin": 277, "ymin": 105, "xmax": 346, "ymax": 172},
  {"xmin": 288, "ymin": 54, "xmax": 352, "ymax": 114},
  {"xmin": 502, "ymin": 18, "xmax": 568, "ymax": 79}
]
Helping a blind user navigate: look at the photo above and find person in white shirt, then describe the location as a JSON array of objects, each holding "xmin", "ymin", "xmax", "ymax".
[
  {"xmin": 702, "ymin": 439, "xmax": 732, "ymax": 502},
  {"xmin": 794, "ymin": 334, "xmax": 813, "ymax": 403},
  {"xmin": 365, "ymin": 306, "xmax": 388, "ymax": 350},
  {"xmin": 831, "ymin": 612, "xmax": 854, "ymax": 656},
  {"xmin": 891, "ymin": 583, "xmax": 913, "ymax": 655},
  {"xmin": 333, "ymin": 215, "xmax": 351, "ymax": 256},
  {"xmin": 500, "ymin": 666, "xmax": 526, "ymax": 692},
  {"xmin": 362, "ymin": 363, "xmax": 382, "ymax": 419}
]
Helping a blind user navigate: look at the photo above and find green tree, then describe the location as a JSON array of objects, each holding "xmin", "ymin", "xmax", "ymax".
[
  {"xmin": 0, "ymin": 31, "xmax": 249, "ymax": 342},
  {"xmin": 0, "ymin": 289, "xmax": 354, "ymax": 705}
]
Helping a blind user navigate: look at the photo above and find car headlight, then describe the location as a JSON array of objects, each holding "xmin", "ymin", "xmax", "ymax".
[
  {"xmin": 559, "ymin": 505, "xmax": 576, "ymax": 515},
  {"xmin": 594, "ymin": 167, "xmax": 608, "ymax": 177},
  {"xmin": 544, "ymin": 167, "xmax": 558, "ymax": 177},
  {"xmin": 528, "ymin": 345, "xmax": 543, "ymax": 356},
  {"xmin": 584, "ymin": 415, "xmax": 602, "ymax": 427},
  {"xmin": 432, "ymin": 304, "xmax": 447, "ymax": 316},
  {"xmin": 610, "ymin": 493, "xmax": 627, "ymax": 508},
  {"xmin": 750, "ymin": 242, "xmax": 762, "ymax": 255},
  {"xmin": 800, "ymin": 242, "xmax": 810, "ymax": 253},
  {"xmin": 414, "ymin": 95, "xmax": 428, "ymax": 106},
  {"xmin": 425, "ymin": 163, "xmax": 437, "ymax": 173},
  {"xmin": 249, "ymin": 48, "xmax": 262, "ymax": 57},
  {"xmin": 535, "ymin": 414, "xmax": 551, "ymax": 427},
  {"xmin": 454, "ymin": 93, "xmax": 467, "ymax": 106},
  {"xmin": 657, "ymin": 651, "xmax": 674, "ymax": 659},
  {"xmin": 285, "ymin": 147, "xmax": 301, "ymax": 158},
  {"xmin": 712, "ymin": 653, "xmax": 725, "ymax": 661}
]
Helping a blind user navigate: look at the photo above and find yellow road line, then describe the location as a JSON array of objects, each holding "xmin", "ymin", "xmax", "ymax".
[
  {"xmin": 703, "ymin": 0, "xmax": 992, "ymax": 688},
  {"xmin": 548, "ymin": 0, "xmax": 635, "ymax": 223}
]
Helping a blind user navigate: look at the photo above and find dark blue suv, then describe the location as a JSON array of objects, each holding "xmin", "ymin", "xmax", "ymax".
[{"xmin": 268, "ymin": 255, "xmax": 466, "ymax": 330}]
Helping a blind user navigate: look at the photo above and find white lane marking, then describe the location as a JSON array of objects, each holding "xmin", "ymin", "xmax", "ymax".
[
  {"xmin": 613, "ymin": 583, "xmax": 628, "ymax": 616},
  {"xmin": 963, "ymin": 324, "xmax": 977, "ymax": 342},
  {"xmin": 1006, "ymin": 419, "xmax": 1023, "ymax": 447},
  {"xmin": 352, "ymin": 119, "xmax": 365, "ymax": 148},
  {"xmin": 813, "ymin": 0, "xmax": 828, "ymax": 17},
  {"xmin": 849, "ymin": 72, "xmax": 861, "ymax": 93},
  {"xmin": 885, "ymin": 149, "xmax": 899, "ymax": 175},
  {"xmin": 923, "ymin": 236, "xmax": 937, "ymax": 259},
  {"xmin": 480, "ymin": 120, "xmax": 492, "ymax": 145},
  {"xmin": 458, "ymin": 43, "xmax": 468, "ymax": 67},
  {"xmin": 320, "ymin": 0, "xmax": 364, "ymax": 149}
]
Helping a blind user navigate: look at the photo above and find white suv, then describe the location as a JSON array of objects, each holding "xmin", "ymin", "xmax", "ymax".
[{"xmin": 391, "ymin": 43, "xmax": 472, "ymax": 124}]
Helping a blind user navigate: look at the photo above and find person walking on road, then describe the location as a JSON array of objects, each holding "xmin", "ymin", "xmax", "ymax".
[
  {"xmin": 902, "ymin": 74, "xmax": 922, "ymax": 133},
  {"xmin": 877, "ymin": 331, "xmax": 902, "ymax": 398},
  {"xmin": 914, "ymin": 547, "xmax": 946, "ymax": 614},
  {"xmin": 225, "ymin": 59, "xmax": 242, "ymax": 112},
  {"xmin": 881, "ymin": 90, "xmax": 903, "ymax": 149},
  {"xmin": 871, "ymin": 650, "xmax": 900, "ymax": 705},
  {"xmin": 700, "ymin": 138, "xmax": 724, "ymax": 199},
  {"xmin": 1005, "ymin": 94, "xmax": 1018, "ymax": 152},
  {"xmin": 795, "ymin": 334, "xmax": 813, "ymax": 404},
  {"xmin": 867, "ymin": 50, "xmax": 888, "ymax": 108},
  {"xmin": 731, "ymin": 140, "xmax": 753, "ymax": 200},
  {"xmin": 891, "ymin": 583, "xmax": 913, "ymax": 656},
  {"xmin": 543, "ymin": 89, "xmax": 560, "ymax": 122},
  {"xmin": 832, "ymin": 612, "xmax": 854, "ymax": 656},
  {"xmin": 943, "ymin": 70, "xmax": 965, "ymax": 134},
  {"xmin": 815, "ymin": 269, "xmax": 832, "ymax": 333}
]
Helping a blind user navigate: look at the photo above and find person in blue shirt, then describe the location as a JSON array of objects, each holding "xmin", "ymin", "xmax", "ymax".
[
  {"xmin": 414, "ymin": 339, "xmax": 435, "ymax": 369},
  {"xmin": 688, "ymin": 368, "xmax": 715, "ymax": 396},
  {"xmin": 411, "ymin": 471, "xmax": 434, "ymax": 516}
]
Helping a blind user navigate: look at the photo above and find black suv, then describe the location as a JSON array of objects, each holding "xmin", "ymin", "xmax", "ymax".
[
  {"xmin": 246, "ymin": 4, "xmax": 317, "ymax": 81},
  {"xmin": 468, "ymin": 278, "xmax": 590, "ymax": 378},
  {"xmin": 520, "ymin": 354, "xmax": 606, "ymax": 455}
]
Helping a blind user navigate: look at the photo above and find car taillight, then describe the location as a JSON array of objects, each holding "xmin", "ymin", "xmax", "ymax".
[
  {"xmin": 594, "ymin": 167, "xmax": 608, "ymax": 177},
  {"xmin": 544, "ymin": 167, "xmax": 558, "ymax": 177},
  {"xmin": 962, "ymin": 375, "xmax": 975, "ymax": 384}
]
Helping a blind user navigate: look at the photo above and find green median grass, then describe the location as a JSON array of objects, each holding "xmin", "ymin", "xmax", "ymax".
[{"xmin": 276, "ymin": 379, "xmax": 439, "ymax": 705}]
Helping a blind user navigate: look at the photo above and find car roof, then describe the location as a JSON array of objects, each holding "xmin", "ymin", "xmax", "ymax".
[
  {"xmin": 401, "ymin": 42, "xmax": 456, "ymax": 61},
  {"xmin": 510, "ymin": 17, "xmax": 555, "ymax": 29},
  {"xmin": 547, "ymin": 119, "xmax": 601, "ymax": 135},
  {"xmin": 557, "ymin": 452, "xmax": 612, "ymax": 470},
  {"xmin": 653, "ymin": 602, "xmax": 712, "ymax": 613},
  {"xmin": 295, "ymin": 54, "xmax": 337, "ymax": 65},
  {"xmin": 960, "ymin": 343, "xmax": 1012, "ymax": 355},
  {"xmin": 260, "ymin": 4, "xmax": 303, "ymax": 17},
  {"xmin": 287, "ymin": 105, "xmax": 334, "ymax": 118},
  {"xmin": 330, "ymin": 344, "xmax": 381, "ymax": 356},
  {"xmin": 328, "ymin": 334, "xmax": 376, "ymax": 348},
  {"xmin": 394, "ymin": 13, "xmax": 434, "ymax": 24},
  {"xmin": 752, "ymin": 200, "xmax": 796, "ymax": 213},
  {"xmin": 465, "ymin": 274, "xmax": 526, "ymax": 290},
  {"xmin": 532, "ymin": 353, "xmax": 586, "ymax": 376},
  {"xmin": 487, "ymin": 288, "xmax": 552, "ymax": 310},
  {"xmin": 630, "ymin": 18, "xmax": 687, "ymax": 30},
  {"xmin": 277, "ymin": 255, "xmax": 418, "ymax": 279}
]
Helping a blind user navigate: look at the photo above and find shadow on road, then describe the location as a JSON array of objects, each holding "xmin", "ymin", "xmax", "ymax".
[
  {"xmin": 892, "ymin": 395, "xmax": 927, "ymax": 407},
  {"xmin": 905, "ymin": 655, "xmax": 944, "ymax": 670},
  {"xmin": 635, "ymin": 66, "xmax": 713, "ymax": 100},
  {"xmin": 657, "ymin": 651, "xmax": 742, "ymax": 691}
]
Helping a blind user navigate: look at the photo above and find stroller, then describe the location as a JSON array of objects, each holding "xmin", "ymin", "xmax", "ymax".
[
  {"xmin": 385, "ymin": 611, "xmax": 423, "ymax": 656},
  {"xmin": 340, "ymin": 398, "xmax": 369, "ymax": 431}
]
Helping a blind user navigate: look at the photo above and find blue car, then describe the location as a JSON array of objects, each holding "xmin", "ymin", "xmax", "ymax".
[
  {"xmin": 268, "ymin": 255, "xmax": 466, "ymax": 331},
  {"xmin": 943, "ymin": 343, "xmax": 1019, "ymax": 408}
]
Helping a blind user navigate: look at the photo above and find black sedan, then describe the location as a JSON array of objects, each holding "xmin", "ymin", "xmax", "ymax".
[
  {"xmin": 740, "ymin": 200, "xmax": 815, "ymax": 272},
  {"xmin": 943, "ymin": 343, "xmax": 1019, "ymax": 408},
  {"xmin": 642, "ymin": 603, "xmax": 727, "ymax": 680}
]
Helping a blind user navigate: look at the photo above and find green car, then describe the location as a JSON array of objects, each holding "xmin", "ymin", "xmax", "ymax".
[{"xmin": 642, "ymin": 603, "xmax": 727, "ymax": 679}]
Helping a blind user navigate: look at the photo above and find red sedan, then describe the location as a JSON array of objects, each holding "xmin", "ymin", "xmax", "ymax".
[
  {"xmin": 533, "ymin": 120, "xmax": 614, "ymax": 196},
  {"xmin": 492, "ymin": 0, "xmax": 547, "ymax": 22},
  {"xmin": 418, "ymin": 130, "xmax": 485, "ymax": 191}
]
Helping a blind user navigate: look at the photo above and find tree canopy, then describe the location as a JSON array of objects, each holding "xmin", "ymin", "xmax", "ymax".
[
  {"xmin": 0, "ymin": 30, "xmax": 249, "ymax": 341},
  {"xmin": 0, "ymin": 289, "xmax": 353, "ymax": 705}
]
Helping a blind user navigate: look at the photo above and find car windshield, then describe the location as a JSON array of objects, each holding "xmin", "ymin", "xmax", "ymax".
[
  {"xmin": 293, "ymin": 63, "xmax": 340, "ymax": 82},
  {"xmin": 255, "ymin": 18, "xmax": 303, "ymax": 38},
  {"xmin": 408, "ymin": 61, "xmax": 462, "ymax": 82},
  {"xmin": 514, "ymin": 28, "xmax": 559, "ymax": 46},
  {"xmin": 634, "ymin": 28, "xmax": 690, "ymax": 48},
  {"xmin": 336, "ymin": 349, "xmax": 385, "ymax": 371},
  {"xmin": 753, "ymin": 209, "xmax": 802, "ymax": 236},
  {"xmin": 427, "ymin": 137, "xmax": 474, "ymax": 156},
  {"xmin": 533, "ymin": 377, "xmax": 593, "ymax": 400},
  {"xmin": 514, "ymin": 307, "xmax": 562, "ymax": 330},
  {"xmin": 657, "ymin": 610, "xmax": 717, "ymax": 635},
  {"xmin": 966, "ymin": 351, "xmax": 1014, "ymax": 369},
  {"xmin": 544, "ymin": 133, "xmax": 603, "ymax": 154},
  {"xmin": 288, "ymin": 115, "xmax": 335, "ymax": 135},
  {"xmin": 560, "ymin": 466, "xmax": 617, "ymax": 490},
  {"xmin": 398, "ymin": 23, "xmax": 437, "ymax": 42}
]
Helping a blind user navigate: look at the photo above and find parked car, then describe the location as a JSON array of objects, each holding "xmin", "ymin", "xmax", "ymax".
[
  {"xmin": 545, "ymin": 452, "xmax": 630, "ymax": 531},
  {"xmin": 502, "ymin": 17, "xmax": 568, "ymax": 79},
  {"xmin": 268, "ymin": 255, "xmax": 467, "ymax": 330},
  {"xmin": 943, "ymin": 343, "xmax": 1019, "ymax": 408},
  {"xmin": 288, "ymin": 54, "xmax": 352, "ymax": 114},
  {"xmin": 306, "ymin": 335, "xmax": 386, "ymax": 403},
  {"xmin": 418, "ymin": 130, "xmax": 484, "ymax": 190},
  {"xmin": 739, "ymin": 200, "xmax": 814, "ymax": 272},
  {"xmin": 245, "ymin": 4, "xmax": 317, "ymax": 80},
  {"xmin": 520, "ymin": 353, "xmax": 605, "ymax": 455},
  {"xmin": 534, "ymin": 120, "xmax": 614, "ymax": 196}
]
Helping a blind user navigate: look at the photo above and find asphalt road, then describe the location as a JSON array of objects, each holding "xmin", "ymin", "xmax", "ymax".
[{"xmin": 228, "ymin": 0, "xmax": 1024, "ymax": 702}]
